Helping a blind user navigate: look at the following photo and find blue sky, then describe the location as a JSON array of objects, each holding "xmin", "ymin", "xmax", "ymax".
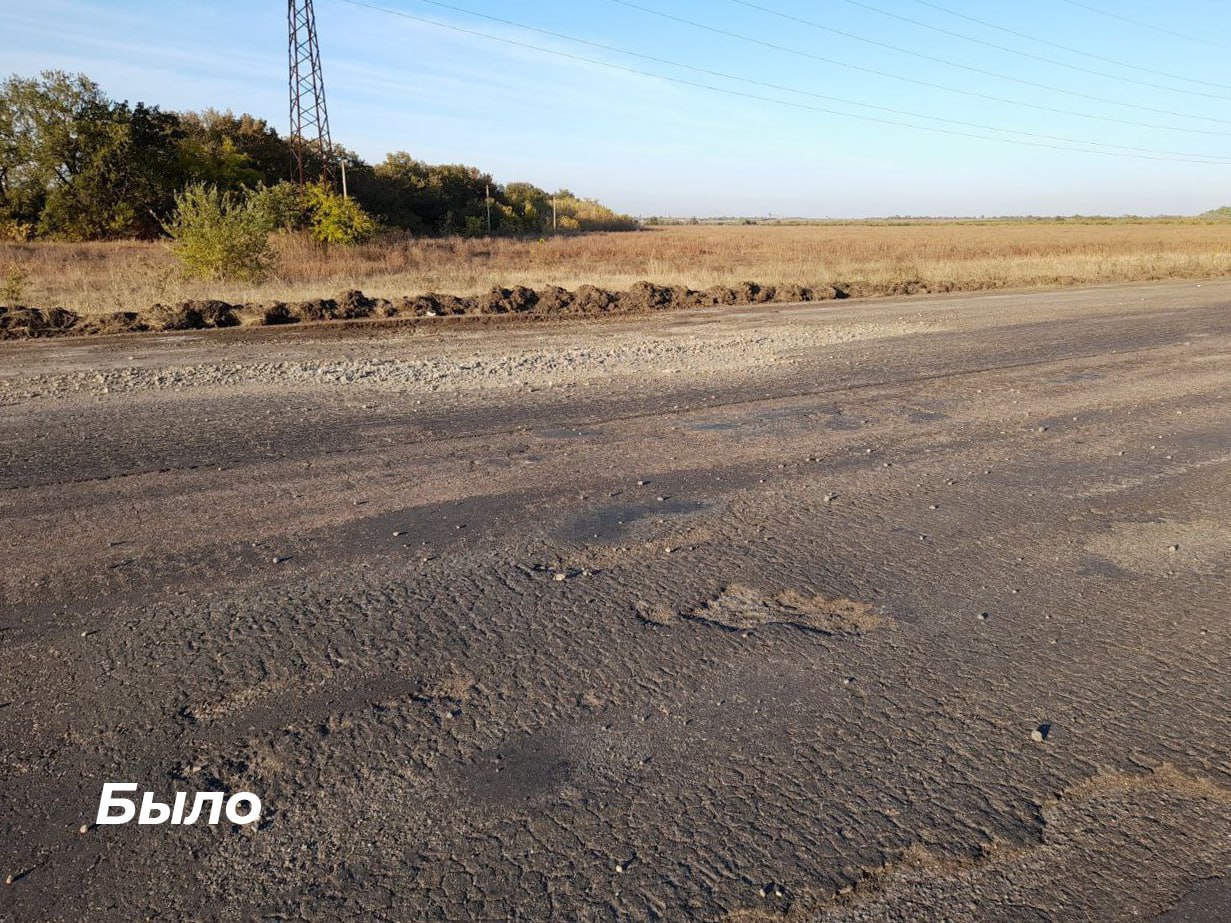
[{"xmin": 3, "ymin": 0, "xmax": 1230, "ymax": 217}]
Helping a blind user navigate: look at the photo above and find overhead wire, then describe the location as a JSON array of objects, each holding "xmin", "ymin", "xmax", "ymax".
[
  {"xmin": 356, "ymin": 0, "xmax": 1231, "ymax": 137},
  {"xmin": 376, "ymin": 0, "xmax": 1230, "ymax": 158},
  {"xmin": 1056, "ymin": 0, "xmax": 1231, "ymax": 52},
  {"xmin": 907, "ymin": 0, "xmax": 1230, "ymax": 91},
  {"xmin": 612, "ymin": 0, "xmax": 1231, "ymax": 126},
  {"xmin": 381, "ymin": 0, "xmax": 1231, "ymax": 137},
  {"xmin": 838, "ymin": 0, "xmax": 1231, "ymax": 94},
  {"xmin": 334, "ymin": 0, "xmax": 1231, "ymax": 164}
]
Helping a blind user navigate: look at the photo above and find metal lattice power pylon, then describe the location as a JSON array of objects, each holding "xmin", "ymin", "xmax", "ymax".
[{"xmin": 288, "ymin": 0, "xmax": 334, "ymax": 185}]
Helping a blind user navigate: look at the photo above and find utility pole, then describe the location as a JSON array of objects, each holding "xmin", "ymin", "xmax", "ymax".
[
  {"xmin": 552, "ymin": 196, "xmax": 558, "ymax": 232},
  {"xmin": 288, "ymin": 0, "xmax": 334, "ymax": 185},
  {"xmin": 485, "ymin": 183, "xmax": 492, "ymax": 235}
]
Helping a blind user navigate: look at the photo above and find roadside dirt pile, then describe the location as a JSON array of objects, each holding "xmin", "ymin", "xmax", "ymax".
[{"xmin": 0, "ymin": 280, "xmax": 855, "ymax": 340}]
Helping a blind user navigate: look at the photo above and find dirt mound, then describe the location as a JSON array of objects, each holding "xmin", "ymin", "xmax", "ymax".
[
  {"xmin": 78, "ymin": 311, "xmax": 148, "ymax": 336},
  {"xmin": 533, "ymin": 285, "xmax": 574, "ymax": 314},
  {"xmin": 334, "ymin": 289, "xmax": 393, "ymax": 319},
  {"xmin": 476, "ymin": 285, "xmax": 539, "ymax": 314},
  {"xmin": 739, "ymin": 281, "xmax": 774, "ymax": 304},
  {"xmin": 397, "ymin": 293, "xmax": 473, "ymax": 317},
  {"xmin": 261, "ymin": 302, "xmax": 298, "ymax": 326},
  {"xmin": 1, "ymin": 278, "xmax": 845, "ymax": 340},
  {"xmin": 290, "ymin": 298, "xmax": 339, "ymax": 322},
  {"xmin": 0, "ymin": 305, "xmax": 80, "ymax": 339},
  {"xmin": 148, "ymin": 300, "xmax": 240, "ymax": 331},
  {"xmin": 617, "ymin": 281, "xmax": 680, "ymax": 311},
  {"xmin": 572, "ymin": 285, "xmax": 615, "ymax": 313}
]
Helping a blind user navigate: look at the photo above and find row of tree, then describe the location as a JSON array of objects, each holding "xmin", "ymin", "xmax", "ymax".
[{"xmin": 0, "ymin": 71, "xmax": 637, "ymax": 241}]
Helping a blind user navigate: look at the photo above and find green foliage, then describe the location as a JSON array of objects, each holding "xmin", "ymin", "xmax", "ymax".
[
  {"xmin": 250, "ymin": 181, "xmax": 307, "ymax": 232},
  {"xmin": 358, "ymin": 154, "xmax": 493, "ymax": 235},
  {"xmin": 301, "ymin": 182, "xmax": 377, "ymax": 245},
  {"xmin": 163, "ymin": 183, "xmax": 275, "ymax": 281},
  {"xmin": 1201, "ymin": 206, "xmax": 1231, "ymax": 220},
  {"xmin": 177, "ymin": 109, "xmax": 288, "ymax": 189},
  {"xmin": 0, "ymin": 71, "xmax": 107, "ymax": 228},
  {"xmin": 1, "ymin": 72, "xmax": 183, "ymax": 240},
  {"xmin": 1, "ymin": 70, "xmax": 635, "ymax": 243},
  {"xmin": 2, "ymin": 264, "xmax": 25, "ymax": 303},
  {"xmin": 551, "ymin": 191, "xmax": 639, "ymax": 232}
]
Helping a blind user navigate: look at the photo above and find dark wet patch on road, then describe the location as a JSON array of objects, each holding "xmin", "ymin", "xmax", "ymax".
[
  {"xmin": 712, "ymin": 403, "xmax": 864, "ymax": 434},
  {"xmin": 749, "ymin": 406, "xmax": 820, "ymax": 427},
  {"xmin": 463, "ymin": 734, "xmax": 576, "ymax": 806},
  {"xmin": 1077, "ymin": 556, "xmax": 1133, "ymax": 579},
  {"xmin": 1064, "ymin": 370, "xmax": 1106, "ymax": 383},
  {"xmin": 906, "ymin": 410, "xmax": 949, "ymax": 423},
  {"xmin": 563, "ymin": 498, "xmax": 706, "ymax": 543},
  {"xmin": 1153, "ymin": 876, "xmax": 1231, "ymax": 922}
]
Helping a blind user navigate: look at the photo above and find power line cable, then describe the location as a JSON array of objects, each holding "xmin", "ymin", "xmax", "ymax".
[
  {"xmin": 613, "ymin": 0, "xmax": 1231, "ymax": 126},
  {"xmin": 910, "ymin": 0, "xmax": 1230, "ymax": 90},
  {"xmin": 846, "ymin": 0, "xmax": 1231, "ymax": 94},
  {"xmin": 346, "ymin": 0, "xmax": 1229, "ymax": 159},
  {"xmin": 1057, "ymin": 0, "xmax": 1231, "ymax": 52},
  {"xmin": 333, "ymin": 0, "xmax": 1231, "ymax": 164},
  {"xmin": 398, "ymin": 0, "xmax": 1231, "ymax": 137}
]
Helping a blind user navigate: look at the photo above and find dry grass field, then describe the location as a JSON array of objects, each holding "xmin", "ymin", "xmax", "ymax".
[{"xmin": 3, "ymin": 220, "xmax": 1230, "ymax": 316}]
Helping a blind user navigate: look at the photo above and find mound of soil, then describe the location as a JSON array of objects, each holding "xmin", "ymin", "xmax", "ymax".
[
  {"xmin": 528, "ymin": 285, "xmax": 568, "ymax": 314},
  {"xmin": 148, "ymin": 300, "xmax": 240, "ymax": 331},
  {"xmin": 79, "ymin": 312, "xmax": 148, "ymax": 336},
  {"xmin": 617, "ymin": 281, "xmax": 678, "ymax": 311},
  {"xmin": 572, "ymin": 285, "xmax": 615, "ymax": 313},
  {"xmin": 0, "ymin": 305, "xmax": 79, "ymax": 339},
  {"xmin": 1, "ymin": 278, "xmax": 848, "ymax": 340},
  {"xmin": 261, "ymin": 303, "xmax": 298, "ymax": 326},
  {"xmin": 290, "ymin": 298, "xmax": 340, "ymax": 322},
  {"xmin": 397, "ymin": 293, "xmax": 472, "ymax": 317},
  {"xmin": 477, "ymin": 286, "xmax": 539, "ymax": 314}
]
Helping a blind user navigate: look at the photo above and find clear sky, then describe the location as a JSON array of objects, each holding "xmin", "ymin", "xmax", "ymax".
[{"xmin": 3, "ymin": 0, "xmax": 1230, "ymax": 217}]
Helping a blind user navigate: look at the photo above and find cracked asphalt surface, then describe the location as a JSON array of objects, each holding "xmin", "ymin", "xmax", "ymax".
[{"xmin": 1, "ymin": 280, "xmax": 1229, "ymax": 921}]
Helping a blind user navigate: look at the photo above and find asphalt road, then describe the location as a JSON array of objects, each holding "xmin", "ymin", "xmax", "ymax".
[{"xmin": 1, "ymin": 281, "xmax": 1229, "ymax": 922}]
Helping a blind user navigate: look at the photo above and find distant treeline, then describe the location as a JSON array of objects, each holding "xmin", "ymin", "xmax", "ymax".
[
  {"xmin": 0, "ymin": 71, "xmax": 638, "ymax": 241},
  {"xmin": 647, "ymin": 213, "xmax": 1231, "ymax": 226}
]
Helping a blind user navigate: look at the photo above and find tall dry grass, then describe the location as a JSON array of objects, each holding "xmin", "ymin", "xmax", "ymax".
[{"xmin": 2, "ymin": 222, "xmax": 1229, "ymax": 316}]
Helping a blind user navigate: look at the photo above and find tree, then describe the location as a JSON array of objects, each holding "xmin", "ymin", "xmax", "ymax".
[
  {"xmin": 38, "ymin": 100, "xmax": 184, "ymax": 239},
  {"xmin": 358, "ymin": 153, "xmax": 493, "ymax": 235},
  {"xmin": 177, "ymin": 109, "xmax": 288, "ymax": 189},
  {"xmin": 0, "ymin": 71, "xmax": 184, "ymax": 239},
  {"xmin": 502, "ymin": 182, "xmax": 552, "ymax": 233},
  {"xmin": 302, "ymin": 181, "xmax": 376, "ymax": 245},
  {"xmin": 1, "ymin": 70, "xmax": 638, "ymax": 242},
  {"xmin": 551, "ymin": 190, "xmax": 639, "ymax": 232},
  {"xmin": 0, "ymin": 71, "xmax": 111, "ymax": 229}
]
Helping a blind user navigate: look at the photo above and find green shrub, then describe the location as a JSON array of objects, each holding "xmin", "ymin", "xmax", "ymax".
[
  {"xmin": 302, "ymin": 182, "xmax": 376, "ymax": 245},
  {"xmin": 2, "ymin": 264, "xmax": 26, "ymax": 303},
  {"xmin": 250, "ymin": 181, "xmax": 308, "ymax": 232},
  {"xmin": 163, "ymin": 183, "xmax": 276, "ymax": 281}
]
